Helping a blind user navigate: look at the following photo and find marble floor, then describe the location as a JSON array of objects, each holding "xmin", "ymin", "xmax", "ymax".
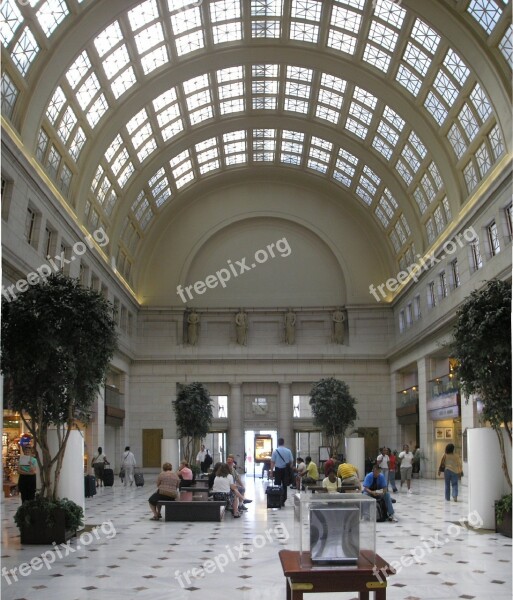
[{"xmin": 1, "ymin": 476, "xmax": 511, "ymax": 600}]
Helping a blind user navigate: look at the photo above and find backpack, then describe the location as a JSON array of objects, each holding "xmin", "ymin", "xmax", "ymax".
[
  {"xmin": 204, "ymin": 452, "xmax": 213, "ymax": 467},
  {"xmin": 375, "ymin": 497, "xmax": 388, "ymax": 522}
]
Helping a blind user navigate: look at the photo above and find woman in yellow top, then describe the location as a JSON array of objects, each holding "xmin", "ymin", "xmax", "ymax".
[
  {"xmin": 17, "ymin": 446, "xmax": 38, "ymax": 503},
  {"xmin": 438, "ymin": 443, "xmax": 463, "ymax": 502}
]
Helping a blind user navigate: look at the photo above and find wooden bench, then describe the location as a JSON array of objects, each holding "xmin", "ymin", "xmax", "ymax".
[{"xmin": 158, "ymin": 491, "xmax": 225, "ymax": 522}]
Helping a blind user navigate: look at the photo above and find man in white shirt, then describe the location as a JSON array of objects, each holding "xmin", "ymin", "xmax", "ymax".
[
  {"xmin": 121, "ymin": 446, "xmax": 136, "ymax": 487},
  {"xmin": 196, "ymin": 445, "xmax": 207, "ymax": 472},
  {"xmin": 399, "ymin": 444, "xmax": 414, "ymax": 494}
]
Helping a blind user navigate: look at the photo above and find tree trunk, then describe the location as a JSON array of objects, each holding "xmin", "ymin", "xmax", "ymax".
[{"xmin": 496, "ymin": 427, "xmax": 512, "ymax": 490}]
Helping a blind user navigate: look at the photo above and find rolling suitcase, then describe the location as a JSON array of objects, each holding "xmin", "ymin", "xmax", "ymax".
[
  {"xmin": 134, "ymin": 470, "xmax": 144, "ymax": 487},
  {"xmin": 266, "ymin": 485, "xmax": 283, "ymax": 508},
  {"xmin": 103, "ymin": 468, "xmax": 114, "ymax": 487},
  {"xmin": 84, "ymin": 475, "xmax": 96, "ymax": 497}
]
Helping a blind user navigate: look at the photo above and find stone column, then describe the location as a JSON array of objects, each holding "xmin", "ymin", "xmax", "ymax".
[
  {"xmin": 416, "ymin": 357, "xmax": 429, "ymax": 477},
  {"xmin": 88, "ymin": 386, "xmax": 105, "ymax": 473},
  {"xmin": 228, "ymin": 383, "xmax": 244, "ymax": 466},
  {"xmin": 278, "ymin": 383, "xmax": 294, "ymax": 451}
]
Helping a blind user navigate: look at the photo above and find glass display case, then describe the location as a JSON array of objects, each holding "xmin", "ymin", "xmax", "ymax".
[{"xmin": 298, "ymin": 492, "xmax": 376, "ymax": 568}]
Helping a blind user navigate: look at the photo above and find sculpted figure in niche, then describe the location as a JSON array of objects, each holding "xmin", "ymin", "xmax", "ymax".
[
  {"xmin": 187, "ymin": 309, "xmax": 200, "ymax": 346},
  {"xmin": 332, "ymin": 308, "xmax": 345, "ymax": 344},
  {"xmin": 284, "ymin": 309, "xmax": 296, "ymax": 345},
  {"xmin": 235, "ymin": 309, "xmax": 248, "ymax": 346}
]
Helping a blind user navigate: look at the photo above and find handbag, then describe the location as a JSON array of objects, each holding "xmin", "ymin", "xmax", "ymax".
[
  {"xmin": 119, "ymin": 467, "xmax": 125, "ymax": 479},
  {"xmin": 438, "ymin": 455, "xmax": 446, "ymax": 473}
]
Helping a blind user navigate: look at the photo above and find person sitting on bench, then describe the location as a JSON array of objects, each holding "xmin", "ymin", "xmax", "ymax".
[
  {"xmin": 337, "ymin": 461, "xmax": 362, "ymax": 491},
  {"xmin": 177, "ymin": 460, "xmax": 194, "ymax": 488},
  {"xmin": 148, "ymin": 462, "xmax": 179, "ymax": 520},
  {"xmin": 212, "ymin": 463, "xmax": 246, "ymax": 518}
]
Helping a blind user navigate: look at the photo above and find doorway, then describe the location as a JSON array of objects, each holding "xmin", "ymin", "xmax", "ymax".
[
  {"xmin": 244, "ymin": 429, "xmax": 277, "ymax": 477},
  {"xmin": 142, "ymin": 429, "xmax": 163, "ymax": 468}
]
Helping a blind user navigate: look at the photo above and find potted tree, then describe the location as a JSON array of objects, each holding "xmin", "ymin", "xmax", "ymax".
[
  {"xmin": 451, "ymin": 279, "xmax": 511, "ymax": 535},
  {"xmin": 173, "ymin": 382, "xmax": 213, "ymax": 465},
  {"xmin": 309, "ymin": 378, "xmax": 358, "ymax": 456},
  {"xmin": 1, "ymin": 274, "xmax": 117, "ymax": 543}
]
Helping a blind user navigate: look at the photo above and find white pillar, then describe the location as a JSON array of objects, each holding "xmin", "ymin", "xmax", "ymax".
[
  {"xmin": 161, "ymin": 439, "xmax": 180, "ymax": 471},
  {"xmin": 47, "ymin": 429, "xmax": 85, "ymax": 514},
  {"xmin": 468, "ymin": 428, "xmax": 504, "ymax": 529},
  {"xmin": 229, "ymin": 383, "xmax": 244, "ymax": 466},
  {"xmin": 417, "ymin": 357, "xmax": 429, "ymax": 477},
  {"xmin": 345, "ymin": 437, "xmax": 365, "ymax": 480},
  {"xmin": 278, "ymin": 383, "xmax": 293, "ymax": 449}
]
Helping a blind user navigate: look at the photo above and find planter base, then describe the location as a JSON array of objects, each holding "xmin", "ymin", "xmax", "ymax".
[
  {"xmin": 495, "ymin": 509, "xmax": 512, "ymax": 538},
  {"xmin": 19, "ymin": 507, "xmax": 76, "ymax": 545}
]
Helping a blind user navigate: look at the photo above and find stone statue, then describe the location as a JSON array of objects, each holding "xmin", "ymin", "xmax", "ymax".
[
  {"xmin": 284, "ymin": 309, "xmax": 296, "ymax": 345},
  {"xmin": 332, "ymin": 308, "xmax": 345, "ymax": 344},
  {"xmin": 235, "ymin": 309, "xmax": 248, "ymax": 346},
  {"xmin": 187, "ymin": 309, "xmax": 200, "ymax": 346}
]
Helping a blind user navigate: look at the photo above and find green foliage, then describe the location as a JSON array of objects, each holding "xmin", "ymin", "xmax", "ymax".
[
  {"xmin": 452, "ymin": 279, "xmax": 512, "ymax": 433},
  {"xmin": 1, "ymin": 273, "xmax": 118, "ymax": 499},
  {"xmin": 496, "ymin": 493, "xmax": 512, "ymax": 525},
  {"xmin": 14, "ymin": 495, "xmax": 84, "ymax": 531},
  {"xmin": 173, "ymin": 382, "xmax": 213, "ymax": 463},
  {"xmin": 309, "ymin": 378, "xmax": 358, "ymax": 454}
]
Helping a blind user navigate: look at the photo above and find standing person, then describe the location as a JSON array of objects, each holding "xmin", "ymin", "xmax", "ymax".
[
  {"xmin": 17, "ymin": 446, "xmax": 37, "ymax": 503},
  {"xmin": 438, "ymin": 443, "xmax": 463, "ymax": 502},
  {"xmin": 91, "ymin": 447, "xmax": 109, "ymax": 487},
  {"xmin": 399, "ymin": 444, "xmax": 414, "ymax": 494},
  {"xmin": 376, "ymin": 447, "xmax": 390, "ymax": 489},
  {"xmin": 413, "ymin": 445, "xmax": 422, "ymax": 477},
  {"xmin": 148, "ymin": 463, "xmax": 180, "ymax": 520},
  {"xmin": 177, "ymin": 460, "xmax": 194, "ymax": 488},
  {"xmin": 196, "ymin": 444, "xmax": 207, "ymax": 472},
  {"xmin": 121, "ymin": 446, "xmax": 136, "ymax": 487},
  {"xmin": 323, "ymin": 455, "xmax": 336, "ymax": 477},
  {"xmin": 270, "ymin": 438, "xmax": 294, "ymax": 506},
  {"xmin": 387, "ymin": 448, "xmax": 398, "ymax": 493},
  {"xmin": 337, "ymin": 461, "xmax": 361, "ymax": 490}
]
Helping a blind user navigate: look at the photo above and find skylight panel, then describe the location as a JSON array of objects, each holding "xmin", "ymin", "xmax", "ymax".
[
  {"xmin": 421, "ymin": 173, "xmax": 436, "ymax": 201},
  {"xmin": 127, "ymin": 109, "xmax": 148, "ymax": 134},
  {"xmin": 186, "ymin": 89, "xmax": 212, "ymax": 111},
  {"xmin": 69, "ymin": 127, "xmax": 86, "ymax": 161},
  {"xmin": 428, "ymin": 162, "xmax": 442, "ymax": 189},
  {"xmin": 395, "ymin": 159, "xmax": 413, "ymax": 186},
  {"xmin": 210, "ymin": 0, "xmax": 241, "ymax": 21},
  {"xmin": 467, "ymin": 0, "xmax": 502, "ymax": 35},
  {"xmin": 95, "ymin": 22, "xmax": 124, "ymax": 58},
  {"xmin": 137, "ymin": 139, "xmax": 158, "ymax": 163},
  {"xmin": 57, "ymin": 106, "xmax": 77, "ymax": 143},
  {"xmin": 76, "ymin": 73, "xmax": 101, "ymax": 110},
  {"xmin": 389, "ymin": 229, "xmax": 401, "ymax": 252},
  {"xmin": 1, "ymin": 0, "xmax": 23, "ymax": 47},
  {"xmin": 488, "ymin": 124, "xmax": 504, "ymax": 159},
  {"xmin": 128, "ymin": 0, "xmax": 159, "ymax": 30},
  {"xmin": 356, "ymin": 186, "xmax": 373, "ymax": 206},
  {"xmin": 174, "ymin": 30, "xmax": 204, "ymax": 56},
  {"xmin": 11, "ymin": 28, "xmax": 39, "ymax": 76},
  {"xmin": 469, "ymin": 84, "xmax": 492, "ymax": 121},
  {"xmin": 499, "ymin": 24, "xmax": 513, "ymax": 67},
  {"xmin": 141, "ymin": 45, "xmax": 169, "ymax": 74},
  {"xmin": 290, "ymin": 21, "xmax": 319, "ymax": 43},
  {"xmin": 447, "ymin": 123, "xmax": 467, "ymax": 159},
  {"xmin": 349, "ymin": 102, "xmax": 373, "ymax": 125},
  {"xmin": 463, "ymin": 160, "xmax": 478, "ymax": 192},
  {"xmin": 403, "ymin": 43, "xmax": 431, "ymax": 76},
  {"xmin": 475, "ymin": 142, "xmax": 491, "ymax": 176},
  {"xmin": 433, "ymin": 205, "xmax": 445, "ymax": 234},
  {"xmin": 443, "ymin": 49, "xmax": 469, "ymax": 86},
  {"xmin": 131, "ymin": 122, "xmax": 153, "ymax": 149},
  {"xmin": 424, "ymin": 92, "xmax": 448, "ymax": 126},
  {"xmin": 442, "ymin": 197, "xmax": 451, "ymax": 221},
  {"xmin": 330, "ymin": 5, "xmax": 362, "ymax": 35},
  {"xmin": 111, "ymin": 148, "xmax": 130, "ymax": 175},
  {"xmin": 414, "ymin": 187, "xmax": 428, "ymax": 214},
  {"xmin": 458, "ymin": 103, "xmax": 479, "ymax": 141},
  {"xmin": 395, "ymin": 65, "xmax": 422, "ymax": 96},
  {"xmin": 401, "ymin": 145, "xmax": 421, "ymax": 172},
  {"xmin": 363, "ymin": 45, "xmax": 391, "ymax": 72},
  {"xmin": 148, "ymin": 167, "xmax": 165, "ymax": 187},
  {"xmin": 372, "ymin": 137, "xmax": 393, "ymax": 160},
  {"xmin": 36, "ymin": 0, "xmax": 69, "ymax": 37},
  {"xmin": 66, "ymin": 52, "xmax": 91, "ymax": 89},
  {"xmin": 433, "ymin": 71, "xmax": 458, "ymax": 105},
  {"xmin": 46, "ymin": 86, "xmax": 66, "ymax": 124},
  {"xmin": 153, "ymin": 88, "xmax": 177, "ymax": 110},
  {"xmin": 291, "ymin": 0, "xmax": 322, "ymax": 21},
  {"xmin": 327, "ymin": 28, "xmax": 358, "ymax": 54},
  {"xmin": 251, "ymin": 0, "xmax": 283, "ymax": 16},
  {"xmin": 375, "ymin": 205, "xmax": 389, "ymax": 227},
  {"xmin": 170, "ymin": 6, "xmax": 202, "ymax": 35},
  {"xmin": 367, "ymin": 21, "xmax": 398, "ymax": 51},
  {"xmin": 102, "ymin": 45, "xmax": 130, "ymax": 79},
  {"xmin": 353, "ymin": 86, "xmax": 377, "ymax": 109},
  {"xmin": 372, "ymin": 0, "xmax": 406, "ymax": 28},
  {"xmin": 425, "ymin": 217, "xmax": 436, "ymax": 244},
  {"xmin": 86, "ymin": 94, "xmax": 109, "ymax": 128},
  {"xmin": 213, "ymin": 22, "xmax": 242, "ymax": 43},
  {"xmin": 135, "ymin": 23, "xmax": 165, "ymax": 54},
  {"xmin": 408, "ymin": 132, "xmax": 427, "ymax": 158},
  {"xmin": 111, "ymin": 67, "xmax": 137, "ymax": 99},
  {"xmin": 189, "ymin": 106, "xmax": 213, "ymax": 125},
  {"xmin": 411, "ymin": 19, "xmax": 440, "ymax": 54},
  {"xmin": 376, "ymin": 121, "xmax": 399, "ymax": 145}
]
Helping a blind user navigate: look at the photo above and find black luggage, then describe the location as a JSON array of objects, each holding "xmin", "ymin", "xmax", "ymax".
[
  {"xmin": 376, "ymin": 496, "xmax": 388, "ymax": 522},
  {"xmin": 84, "ymin": 475, "xmax": 96, "ymax": 497},
  {"xmin": 266, "ymin": 485, "xmax": 282, "ymax": 508},
  {"xmin": 103, "ymin": 468, "xmax": 114, "ymax": 487},
  {"xmin": 134, "ymin": 471, "xmax": 144, "ymax": 487}
]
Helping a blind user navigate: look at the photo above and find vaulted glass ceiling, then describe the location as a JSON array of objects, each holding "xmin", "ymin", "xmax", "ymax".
[{"xmin": 1, "ymin": 0, "xmax": 511, "ymax": 287}]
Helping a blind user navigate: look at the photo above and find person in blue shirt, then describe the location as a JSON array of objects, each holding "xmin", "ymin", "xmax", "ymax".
[
  {"xmin": 362, "ymin": 465, "xmax": 397, "ymax": 522},
  {"xmin": 270, "ymin": 438, "xmax": 294, "ymax": 506}
]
